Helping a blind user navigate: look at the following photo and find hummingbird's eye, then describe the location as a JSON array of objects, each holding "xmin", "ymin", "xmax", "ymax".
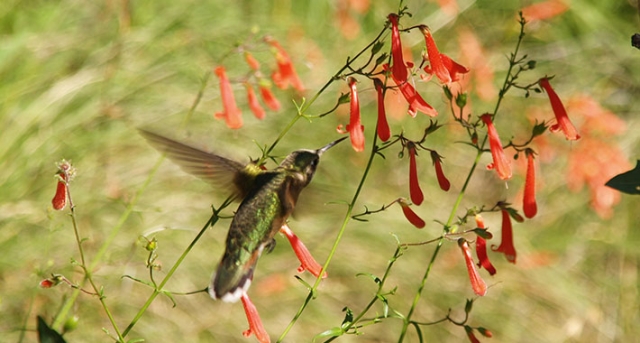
[{"xmin": 310, "ymin": 157, "xmax": 319, "ymax": 168}]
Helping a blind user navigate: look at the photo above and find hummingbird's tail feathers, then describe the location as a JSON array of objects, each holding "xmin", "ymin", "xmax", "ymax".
[
  {"xmin": 139, "ymin": 129, "xmax": 251, "ymax": 198},
  {"xmin": 209, "ymin": 244, "xmax": 265, "ymax": 303}
]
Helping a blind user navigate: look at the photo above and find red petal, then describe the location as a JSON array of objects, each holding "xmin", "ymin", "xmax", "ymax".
[
  {"xmin": 280, "ymin": 225, "xmax": 326, "ymax": 278},
  {"xmin": 399, "ymin": 199, "xmax": 426, "ymax": 228},
  {"xmin": 259, "ymin": 84, "xmax": 281, "ymax": 111},
  {"xmin": 523, "ymin": 151, "xmax": 538, "ymax": 218},
  {"xmin": 480, "ymin": 114, "xmax": 512, "ymax": 180},
  {"xmin": 459, "ymin": 239, "xmax": 487, "ymax": 296},
  {"xmin": 240, "ymin": 294, "xmax": 271, "ymax": 343},
  {"xmin": 408, "ymin": 145, "xmax": 424, "ymax": 205},
  {"xmin": 266, "ymin": 37, "xmax": 305, "ymax": 92},
  {"xmin": 374, "ymin": 79, "xmax": 391, "ymax": 141},
  {"xmin": 492, "ymin": 209, "xmax": 517, "ymax": 263},
  {"xmin": 52, "ymin": 173, "xmax": 67, "ymax": 210},
  {"xmin": 420, "ymin": 26, "xmax": 451, "ymax": 84},
  {"xmin": 244, "ymin": 52, "xmax": 261, "ymax": 71},
  {"xmin": 430, "ymin": 151, "xmax": 450, "ymax": 191},
  {"xmin": 474, "ymin": 215, "xmax": 497, "ymax": 275},
  {"xmin": 439, "ymin": 53, "xmax": 469, "ymax": 82},
  {"xmin": 539, "ymin": 77, "xmax": 580, "ymax": 140},
  {"xmin": 214, "ymin": 66, "xmax": 243, "ymax": 129},
  {"xmin": 385, "ymin": 64, "xmax": 438, "ymax": 117},
  {"xmin": 245, "ymin": 83, "xmax": 266, "ymax": 120},
  {"xmin": 348, "ymin": 77, "xmax": 365, "ymax": 152},
  {"xmin": 388, "ymin": 14, "xmax": 408, "ymax": 82}
]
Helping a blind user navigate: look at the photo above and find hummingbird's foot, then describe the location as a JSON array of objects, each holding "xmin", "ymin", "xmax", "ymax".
[
  {"xmin": 280, "ymin": 224, "xmax": 327, "ymax": 279},
  {"xmin": 240, "ymin": 293, "xmax": 271, "ymax": 343}
]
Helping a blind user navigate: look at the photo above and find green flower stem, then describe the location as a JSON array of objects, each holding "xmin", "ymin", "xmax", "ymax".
[
  {"xmin": 121, "ymin": 198, "xmax": 233, "ymax": 338},
  {"xmin": 52, "ymin": 69, "xmax": 209, "ymax": 334},
  {"xmin": 277, "ymin": 127, "xmax": 381, "ymax": 343}
]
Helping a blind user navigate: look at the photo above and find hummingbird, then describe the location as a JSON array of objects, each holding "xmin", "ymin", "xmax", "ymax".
[{"xmin": 139, "ymin": 130, "xmax": 346, "ymax": 302}]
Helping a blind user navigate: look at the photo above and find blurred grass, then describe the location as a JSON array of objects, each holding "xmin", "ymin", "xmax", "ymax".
[{"xmin": 1, "ymin": 0, "xmax": 639, "ymax": 342}]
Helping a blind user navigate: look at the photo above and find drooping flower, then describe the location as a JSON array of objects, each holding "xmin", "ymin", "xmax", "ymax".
[
  {"xmin": 373, "ymin": 79, "xmax": 391, "ymax": 141},
  {"xmin": 523, "ymin": 150, "xmax": 538, "ymax": 218},
  {"xmin": 459, "ymin": 238, "xmax": 487, "ymax": 296},
  {"xmin": 430, "ymin": 151, "xmax": 450, "ymax": 191},
  {"xmin": 52, "ymin": 160, "xmax": 74, "ymax": 211},
  {"xmin": 39, "ymin": 274, "xmax": 63, "ymax": 288},
  {"xmin": 398, "ymin": 198, "xmax": 426, "ymax": 229},
  {"xmin": 240, "ymin": 293, "xmax": 271, "ymax": 343},
  {"xmin": 280, "ymin": 224, "xmax": 326, "ymax": 278},
  {"xmin": 52, "ymin": 172, "xmax": 67, "ymax": 210},
  {"xmin": 465, "ymin": 326, "xmax": 481, "ymax": 343},
  {"xmin": 259, "ymin": 83, "xmax": 281, "ymax": 111},
  {"xmin": 478, "ymin": 327, "xmax": 493, "ymax": 338},
  {"xmin": 480, "ymin": 114, "xmax": 512, "ymax": 180},
  {"xmin": 492, "ymin": 209, "xmax": 516, "ymax": 263},
  {"xmin": 408, "ymin": 143, "xmax": 424, "ymax": 205},
  {"xmin": 424, "ymin": 53, "xmax": 470, "ymax": 83},
  {"xmin": 474, "ymin": 215, "xmax": 496, "ymax": 276},
  {"xmin": 214, "ymin": 66, "xmax": 243, "ymax": 129},
  {"xmin": 265, "ymin": 36, "xmax": 305, "ymax": 92},
  {"xmin": 539, "ymin": 77, "xmax": 580, "ymax": 140},
  {"xmin": 385, "ymin": 64, "xmax": 438, "ymax": 117},
  {"xmin": 419, "ymin": 25, "xmax": 451, "ymax": 84},
  {"xmin": 340, "ymin": 77, "xmax": 365, "ymax": 152},
  {"xmin": 245, "ymin": 83, "xmax": 266, "ymax": 120},
  {"xmin": 387, "ymin": 13, "xmax": 408, "ymax": 82},
  {"xmin": 244, "ymin": 51, "xmax": 261, "ymax": 71}
]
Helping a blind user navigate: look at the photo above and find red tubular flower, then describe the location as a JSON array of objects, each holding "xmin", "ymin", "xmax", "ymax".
[
  {"xmin": 430, "ymin": 151, "xmax": 450, "ymax": 191},
  {"xmin": 240, "ymin": 293, "xmax": 271, "ymax": 343},
  {"xmin": 373, "ymin": 79, "xmax": 391, "ymax": 141},
  {"xmin": 480, "ymin": 114, "xmax": 512, "ymax": 180},
  {"xmin": 539, "ymin": 77, "xmax": 580, "ymax": 140},
  {"xmin": 478, "ymin": 327, "xmax": 493, "ymax": 338},
  {"xmin": 259, "ymin": 83, "xmax": 281, "ymax": 111},
  {"xmin": 265, "ymin": 36, "xmax": 304, "ymax": 92},
  {"xmin": 245, "ymin": 83, "xmax": 266, "ymax": 120},
  {"xmin": 244, "ymin": 52, "xmax": 261, "ymax": 71},
  {"xmin": 419, "ymin": 25, "xmax": 452, "ymax": 84},
  {"xmin": 523, "ymin": 150, "xmax": 538, "ymax": 218},
  {"xmin": 40, "ymin": 279, "xmax": 54, "ymax": 288},
  {"xmin": 398, "ymin": 198, "xmax": 426, "ymax": 228},
  {"xmin": 345, "ymin": 77, "xmax": 365, "ymax": 152},
  {"xmin": 52, "ymin": 172, "xmax": 67, "ymax": 210},
  {"xmin": 474, "ymin": 215, "xmax": 497, "ymax": 276},
  {"xmin": 465, "ymin": 326, "xmax": 481, "ymax": 343},
  {"xmin": 280, "ymin": 225, "xmax": 327, "ymax": 278},
  {"xmin": 459, "ymin": 238, "xmax": 487, "ymax": 296},
  {"xmin": 214, "ymin": 66, "xmax": 243, "ymax": 129},
  {"xmin": 388, "ymin": 13, "xmax": 408, "ymax": 82},
  {"xmin": 424, "ymin": 53, "xmax": 470, "ymax": 82},
  {"xmin": 385, "ymin": 64, "xmax": 438, "ymax": 117},
  {"xmin": 408, "ymin": 143, "xmax": 424, "ymax": 206},
  {"xmin": 492, "ymin": 209, "xmax": 517, "ymax": 263}
]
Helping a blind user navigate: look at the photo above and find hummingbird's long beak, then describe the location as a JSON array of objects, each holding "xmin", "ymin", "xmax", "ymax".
[{"xmin": 317, "ymin": 136, "xmax": 348, "ymax": 155}]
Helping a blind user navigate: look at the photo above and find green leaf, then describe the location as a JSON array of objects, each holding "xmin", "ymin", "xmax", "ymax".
[
  {"xmin": 605, "ymin": 160, "xmax": 640, "ymax": 195},
  {"xmin": 37, "ymin": 316, "xmax": 67, "ymax": 343},
  {"xmin": 356, "ymin": 272, "xmax": 381, "ymax": 285},
  {"xmin": 313, "ymin": 327, "xmax": 344, "ymax": 341}
]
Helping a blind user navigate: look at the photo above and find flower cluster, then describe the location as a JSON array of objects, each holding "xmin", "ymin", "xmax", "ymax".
[{"xmin": 213, "ymin": 37, "xmax": 303, "ymax": 129}]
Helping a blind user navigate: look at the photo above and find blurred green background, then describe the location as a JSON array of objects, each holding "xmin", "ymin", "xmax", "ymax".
[{"xmin": 1, "ymin": 0, "xmax": 639, "ymax": 342}]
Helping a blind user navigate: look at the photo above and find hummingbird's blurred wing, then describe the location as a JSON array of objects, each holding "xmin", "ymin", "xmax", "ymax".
[{"xmin": 139, "ymin": 129, "xmax": 255, "ymax": 199}]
